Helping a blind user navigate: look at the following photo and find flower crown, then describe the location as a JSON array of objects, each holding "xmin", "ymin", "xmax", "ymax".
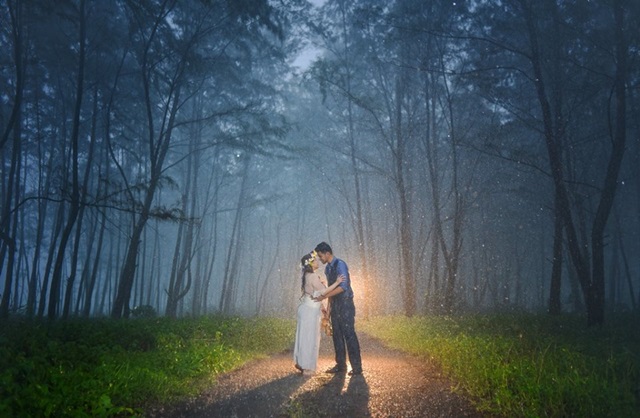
[{"xmin": 301, "ymin": 250, "xmax": 318, "ymax": 269}]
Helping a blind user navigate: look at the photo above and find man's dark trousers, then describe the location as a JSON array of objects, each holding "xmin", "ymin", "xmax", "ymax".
[{"xmin": 330, "ymin": 296, "xmax": 362, "ymax": 372}]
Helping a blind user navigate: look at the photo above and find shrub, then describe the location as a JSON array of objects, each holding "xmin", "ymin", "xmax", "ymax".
[
  {"xmin": 0, "ymin": 316, "xmax": 294, "ymax": 417},
  {"xmin": 361, "ymin": 314, "xmax": 640, "ymax": 418}
]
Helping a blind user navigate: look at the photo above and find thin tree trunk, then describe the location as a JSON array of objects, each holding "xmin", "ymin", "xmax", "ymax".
[
  {"xmin": 111, "ymin": 82, "xmax": 182, "ymax": 318},
  {"xmin": 257, "ymin": 216, "xmax": 282, "ymax": 315},
  {"xmin": 220, "ymin": 155, "xmax": 250, "ymax": 314},
  {"xmin": 166, "ymin": 211, "xmax": 185, "ymax": 316},
  {"xmin": 613, "ymin": 211, "xmax": 636, "ymax": 310},
  {"xmin": 201, "ymin": 175, "xmax": 221, "ymax": 315},
  {"xmin": 37, "ymin": 192, "xmax": 65, "ymax": 317},
  {"xmin": 548, "ymin": 191, "xmax": 563, "ymax": 315},
  {"xmin": 0, "ymin": 0, "xmax": 25, "ymax": 152},
  {"xmin": 26, "ymin": 93, "xmax": 55, "ymax": 317},
  {"xmin": 393, "ymin": 72, "xmax": 416, "ymax": 317},
  {"xmin": 63, "ymin": 77, "xmax": 97, "ymax": 318},
  {"xmin": 74, "ymin": 211, "xmax": 98, "ymax": 314},
  {"xmin": 82, "ymin": 208, "xmax": 106, "ymax": 316},
  {"xmin": 166, "ymin": 134, "xmax": 198, "ymax": 317}
]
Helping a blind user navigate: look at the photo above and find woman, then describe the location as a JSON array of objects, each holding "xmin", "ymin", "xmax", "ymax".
[{"xmin": 293, "ymin": 251, "xmax": 343, "ymax": 375}]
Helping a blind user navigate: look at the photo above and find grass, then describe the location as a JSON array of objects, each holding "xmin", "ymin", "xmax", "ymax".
[
  {"xmin": 0, "ymin": 315, "xmax": 294, "ymax": 417},
  {"xmin": 360, "ymin": 313, "xmax": 640, "ymax": 418},
  {"xmin": 4, "ymin": 312, "xmax": 637, "ymax": 417}
]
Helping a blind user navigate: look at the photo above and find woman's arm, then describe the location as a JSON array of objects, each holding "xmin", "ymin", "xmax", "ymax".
[
  {"xmin": 321, "ymin": 276, "xmax": 344, "ymax": 295},
  {"xmin": 318, "ymin": 285, "xmax": 344, "ymax": 301}
]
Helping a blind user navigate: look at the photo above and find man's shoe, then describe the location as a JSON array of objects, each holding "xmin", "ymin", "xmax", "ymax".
[
  {"xmin": 325, "ymin": 365, "xmax": 346, "ymax": 373},
  {"xmin": 348, "ymin": 369, "xmax": 362, "ymax": 376}
]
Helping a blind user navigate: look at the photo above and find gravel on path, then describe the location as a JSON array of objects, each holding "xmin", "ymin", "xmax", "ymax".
[{"xmin": 146, "ymin": 332, "xmax": 488, "ymax": 417}]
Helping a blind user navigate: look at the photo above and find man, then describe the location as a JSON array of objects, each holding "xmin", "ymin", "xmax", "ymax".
[{"xmin": 314, "ymin": 242, "xmax": 362, "ymax": 376}]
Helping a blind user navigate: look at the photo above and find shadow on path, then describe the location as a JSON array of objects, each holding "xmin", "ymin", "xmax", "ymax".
[
  {"xmin": 288, "ymin": 372, "xmax": 371, "ymax": 417},
  {"xmin": 146, "ymin": 350, "xmax": 309, "ymax": 418},
  {"xmin": 147, "ymin": 332, "xmax": 486, "ymax": 418},
  {"xmin": 149, "ymin": 372, "xmax": 310, "ymax": 418},
  {"xmin": 198, "ymin": 373, "xmax": 309, "ymax": 418}
]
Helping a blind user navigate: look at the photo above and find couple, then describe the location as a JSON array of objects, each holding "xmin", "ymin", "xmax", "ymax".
[{"xmin": 293, "ymin": 242, "xmax": 362, "ymax": 376}]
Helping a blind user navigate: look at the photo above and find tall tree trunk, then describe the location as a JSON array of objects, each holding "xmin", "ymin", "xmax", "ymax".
[
  {"xmin": 111, "ymin": 0, "xmax": 186, "ymax": 317},
  {"xmin": 166, "ymin": 168, "xmax": 196, "ymax": 317},
  {"xmin": 111, "ymin": 70, "xmax": 181, "ymax": 318},
  {"xmin": 0, "ymin": 0, "xmax": 26, "ymax": 316},
  {"xmin": 339, "ymin": 4, "xmax": 371, "ymax": 319},
  {"xmin": 63, "ymin": 78, "xmax": 98, "ymax": 318},
  {"xmin": 522, "ymin": 0, "xmax": 592, "ymax": 321},
  {"xmin": 0, "ymin": 95, "xmax": 22, "ymax": 318},
  {"xmin": 0, "ymin": 0, "xmax": 25, "ymax": 152},
  {"xmin": 166, "ymin": 123, "xmax": 199, "ymax": 317},
  {"xmin": 200, "ymin": 166, "xmax": 221, "ymax": 315},
  {"xmin": 26, "ymin": 91, "xmax": 55, "ymax": 316},
  {"xmin": 47, "ymin": 0, "xmax": 86, "ymax": 319},
  {"xmin": 546, "ymin": 0, "xmax": 566, "ymax": 317},
  {"xmin": 0, "ymin": 1, "xmax": 26, "ymax": 317},
  {"xmin": 393, "ymin": 72, "xmax": 416, "ymax": 317},
  {"xmin": 588, "ymin": 0, "xmax": 628, "ymax": 325}
]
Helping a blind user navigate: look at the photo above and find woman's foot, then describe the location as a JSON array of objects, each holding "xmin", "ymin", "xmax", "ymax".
[
  {"xmin": 302, "ymin": 369, "xmax": 315, "ymax": 376},
  {"xmin": 294, "ymin": 363, "xmax": 303, "ymax": 373}
]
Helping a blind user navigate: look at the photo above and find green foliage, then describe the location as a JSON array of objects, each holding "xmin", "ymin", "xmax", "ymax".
[
  {"xmin": 0, "ymin": 316, "xmax": 294, "ymax": 417},
  {"xmin": 361, "ymin": 313, "xmax": 640, "ymax": 418}
]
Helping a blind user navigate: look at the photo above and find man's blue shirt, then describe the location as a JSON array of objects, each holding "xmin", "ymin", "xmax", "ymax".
[{"xmin": 324, "ymin": 257, "xmax": 354, "ymax": 298}]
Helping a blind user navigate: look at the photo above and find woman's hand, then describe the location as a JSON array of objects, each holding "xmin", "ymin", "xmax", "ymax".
[{"xmin": 336, "ymin": 275, "xmax": 345, "ymax": 285}]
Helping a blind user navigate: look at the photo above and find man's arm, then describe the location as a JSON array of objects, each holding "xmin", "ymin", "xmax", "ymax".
[
  {"xmin": 321, "ymin": 276, "xmax": 344, "ymax": 295},
  {"xmin": 315, "ymin": 285, "xmax": 343, "ymax": 301},
  {"xmin": 324, "ymin": 286, "xmax": 344, "ymax": 298}
]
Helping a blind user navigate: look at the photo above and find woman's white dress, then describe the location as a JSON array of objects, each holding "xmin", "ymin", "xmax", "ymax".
[{"xmin": 293, "ymin": 272, "xmax": 327, "ymax": 371}]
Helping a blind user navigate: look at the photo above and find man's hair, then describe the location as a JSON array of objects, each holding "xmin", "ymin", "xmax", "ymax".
[{"xmin": 315, "ymin": 242, "xmax": 332, "ymax": 254}]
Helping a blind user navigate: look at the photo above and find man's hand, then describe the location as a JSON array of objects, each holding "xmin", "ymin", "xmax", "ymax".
[{"xmin": 314, "ymin": 294, "xmax": 326, "ymax": 302}]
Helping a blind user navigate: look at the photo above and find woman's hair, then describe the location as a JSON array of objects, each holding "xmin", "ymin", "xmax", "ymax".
[{"xmin": 300, "ymin": 252, "xmax": 315, "ymax": 293}]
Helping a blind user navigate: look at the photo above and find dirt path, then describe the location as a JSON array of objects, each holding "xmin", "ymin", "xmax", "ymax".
[{"xmin": 147, "ymin": 333, "xmax": 487, "ymax": 417}]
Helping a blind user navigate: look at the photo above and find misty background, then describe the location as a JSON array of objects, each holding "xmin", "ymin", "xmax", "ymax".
[{"xmin": 1, "ymin": 0, "xmax": 638, "ymax": 326}]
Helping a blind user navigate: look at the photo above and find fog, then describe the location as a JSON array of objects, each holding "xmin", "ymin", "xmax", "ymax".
[{"xmin": 1, "ymin": 0, "xmax": 638, "ymax": 326}]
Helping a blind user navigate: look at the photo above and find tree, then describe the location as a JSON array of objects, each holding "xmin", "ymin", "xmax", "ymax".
[
  {"xmin": 468, "ymin": 0, "xmax": 632, "ymax": 325},
  {"xmin": 111, "ymin": 0, "xmax": 285, "ymax": 318}
]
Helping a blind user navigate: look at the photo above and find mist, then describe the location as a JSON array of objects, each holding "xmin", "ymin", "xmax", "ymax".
[{"xmin": 1, "ymin": 0, "xmax": 638, "ymax": 327}]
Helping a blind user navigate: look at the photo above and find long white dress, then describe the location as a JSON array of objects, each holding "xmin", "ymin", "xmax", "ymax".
[{"xmin": 293, "ymin": 272, "xmax": 327, "ymax": 371}]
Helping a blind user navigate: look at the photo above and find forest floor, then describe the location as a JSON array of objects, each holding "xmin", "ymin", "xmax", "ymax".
[{"xmin": 146, "ymin": 331, "xmax": 490, "ymax": 418}]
